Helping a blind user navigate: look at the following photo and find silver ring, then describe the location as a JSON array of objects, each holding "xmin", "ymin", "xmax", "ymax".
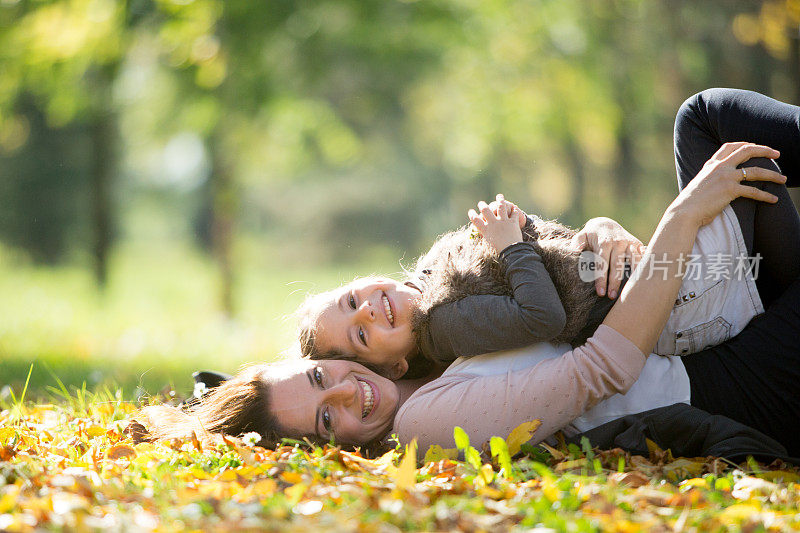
[{"xmin": 741, "ymin": 167, "xmax": 747, "ymax": 180}]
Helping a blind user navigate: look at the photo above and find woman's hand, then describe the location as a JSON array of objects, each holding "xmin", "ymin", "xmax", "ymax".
[
  {"xmin": 469, "ymin": 197, "xmax": 523, "ymax": 252},
  {"xmin": 572, "ymin": 217, "xmax": 646, "ymax": 299},
  {"xmin": 673, "ymin": 142, "xmax": 785, "ymax": 227}
]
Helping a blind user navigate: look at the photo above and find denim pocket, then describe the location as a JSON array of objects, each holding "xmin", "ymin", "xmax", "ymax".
[
  {"xmin": 656, "ymin": 278, "xmax": 733, "ymax": 356},
  {"xmin": 673, "ymin": 315, "xmax": 732, "ymax": 355}
]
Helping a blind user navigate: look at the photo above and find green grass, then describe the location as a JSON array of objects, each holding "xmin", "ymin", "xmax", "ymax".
[{"xmin": 0, "ymin": 238, "xmax": 403, "ymax": 397}]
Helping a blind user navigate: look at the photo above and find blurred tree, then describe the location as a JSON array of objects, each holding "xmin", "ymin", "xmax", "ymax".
[
  {"xmin": 0, "ymin": 0, "xmax": 155, "ymax": 285},
  {"xmin": 1, "ymin": 0, "xmax": 796, "ymax": 304}
]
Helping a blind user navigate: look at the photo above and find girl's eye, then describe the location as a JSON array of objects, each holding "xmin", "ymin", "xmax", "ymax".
[
  {"xmin": 313, "ymin": 367, "xmax": 324, "ymax": 386},
  {"xmin": 358, "ymin": 327, "xmax": 367, "ymax": 346},
  {"xmin": 348, "ymin": 293, "xmax": 356, "ymax": 309},
  {"xmin": 322, "ymin": 409, "xmax": 332, "ymax": 432}
]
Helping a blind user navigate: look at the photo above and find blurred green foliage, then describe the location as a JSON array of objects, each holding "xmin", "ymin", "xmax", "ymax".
[{"xmin": 0, "ymin": 0, "xmax": 799, "ymax": 395}]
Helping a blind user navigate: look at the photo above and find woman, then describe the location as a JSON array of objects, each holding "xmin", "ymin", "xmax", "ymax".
[{"xmin": 139, "ymin": 89, "xmax": 800, "ymax": 455}]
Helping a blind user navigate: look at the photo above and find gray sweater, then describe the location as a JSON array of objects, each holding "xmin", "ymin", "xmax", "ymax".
[{"xmin": 413, "ymin": 240, "xmax": 567, "ymax": 365}]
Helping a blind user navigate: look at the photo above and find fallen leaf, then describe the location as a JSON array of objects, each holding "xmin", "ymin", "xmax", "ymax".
[
  {"xmin": 394, "ymin": 439, "xmax": 417, "ymax": 490},
  {"xmin": 609, "ymin": 471, "xmax": 650, "ymax": 488},
  {"xmin": 84, "ymin": 426, "xmax": 106, "ymax": 438},
  {"xmin": 423, "ymin": 444, "xmax": 457, "ymax": 464},
  {"xmin": 506, "ymin": 420, "xmax": 541, "ymax": 456},
  {"xmin": 554, "ymin": 458, "xmax": 588, "ymax": 473},
  {"xmin": 106, "ymin": 444, "xmax": 136, "ymax": 460}
]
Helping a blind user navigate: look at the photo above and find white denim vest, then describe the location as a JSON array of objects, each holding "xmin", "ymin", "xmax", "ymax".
[
  {"xmin": 653, "ymin": 205, "xmax": 763, "ymax": 356},
  {"xmin": 445, "ymin": 205, "xmax": 762, "ymax": 435}
]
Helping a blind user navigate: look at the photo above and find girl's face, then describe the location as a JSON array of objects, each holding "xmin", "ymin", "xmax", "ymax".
[
  {"xmin": 267, "ymin": 359, "xmax": 400, "ymax": 445},
  {"xmin": 313, "ymin": 277, "xmax": 422, "ymax": 379}
]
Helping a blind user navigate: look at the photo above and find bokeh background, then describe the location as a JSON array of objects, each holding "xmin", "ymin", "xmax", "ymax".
[{"xmin": 1, "ymin": 0, "xmax": 798, "ymax": 397}]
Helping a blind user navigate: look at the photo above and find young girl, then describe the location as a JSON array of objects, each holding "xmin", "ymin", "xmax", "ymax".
[{"xmin": 298, "ymin": 175, "xmax": 769, "ymax": 380}]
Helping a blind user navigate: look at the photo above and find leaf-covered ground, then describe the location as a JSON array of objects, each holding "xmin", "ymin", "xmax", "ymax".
[{"xmin": 2, "ymin": 392, "xmax": 800, "ymax": 532}]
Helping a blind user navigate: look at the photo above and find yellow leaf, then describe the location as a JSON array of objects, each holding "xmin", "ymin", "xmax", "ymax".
[
  {"xmin": 477, "ymin": 486, "xmax": 504, "ymax": 499},
  {"xmin": 645, "ymin": 438, "xmax": 661, "ymax": 455},
  {"xmin": 84, "ymin": 425, "xmax": 106, "ymax": 438},
  {"xmin": 506, "ymin": 420, "xmax": 541, "ymax": 456},
  {"xmin": 0, "ymin": 427, "xmax": 15, "ymax": 444},
  {"xmin": 394, "ymin": 439, "xmax": 417, "ymax": 490},
  {"xmin": 284, "ymin": 483, "xmax": 307, "ymax": 505},
  {"xmin": 216, "ymin": 470, "xmax": 239, "ymax": 482},
  {"xmin": 251, "ymin": 479, "xmax": 277, "ymax": 496},
  {"xmin": 679, "ymin": 477, "xmax": 708, "ymax": 489},
  {"xmin": 645, "ymin": 438, "xmax": 674, "ymax": 463},
  {"xmin": 756, "ymin": 470, "xmax": 800, "ymax": 483},
  {"xmin": 538, "ymin": 442, "xmax": 565, "ymax": 461},
  {"xmin": 554, "ymin": 458, "xmax": 588, "ymax": 472},
  {"xmin": 480, "ymin": 463, "xmax": 495, "ymax": 484},
  {"xmin": 191, "ymin": 468, "xmax": 211, "ymax": 480},
  {"xmin": 423, "ymin": 444, "xmax": 457, "ymax": 464},
  {"xmin": 719, "ymin": 503, "xmax": 762, "ymax": 523},
  {"xmin": 0, "ymin": 490, "xmax": 17, "ymax": 514},
  {"xmin": 280, "ymin": 471, "xmax": 303, "ymax": 484},
  {"xmin": 663, "ymin": 458, "xmax": 704, "ymax": 482},
  {"xmin": 542, "ymin": 477, "xmax": 560, "ymax": 502}
]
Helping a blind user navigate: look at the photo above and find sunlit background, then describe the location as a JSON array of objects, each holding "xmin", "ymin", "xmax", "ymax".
[{"xmin": 1, "ymin": 0, "xmax": 798, "ymax": 396}]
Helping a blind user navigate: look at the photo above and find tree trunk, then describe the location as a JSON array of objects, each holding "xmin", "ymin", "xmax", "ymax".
[
  {"xmin": 208, "ymin": 131, "xmax": 235, "ymax": 317},
  {"xmin": 88, "ymin": 69, "xmax": 117, "ymax": 288},
  {"xmin": 565, "ymin": 135, "xmax": 585, "ymax": 224},
  {"xmin": 614, "ymin": 113, "xmax": 636, "ymax": 201}
]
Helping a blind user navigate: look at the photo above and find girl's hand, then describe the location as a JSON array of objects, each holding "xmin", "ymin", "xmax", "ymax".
[
  {"xmin": 468, "ymin": 198, "xmax": 523, "ymax": 252},
  {"xmin": 572, "ymin": 217, "xmax": 646, "ymax": 298},
  {"xmin": 674, "ymin": 142, "xmax": 785, "ymax": 227},
  {"xmin": 488, "ymin": 194, "xmax": 528, "ymax": 229}
]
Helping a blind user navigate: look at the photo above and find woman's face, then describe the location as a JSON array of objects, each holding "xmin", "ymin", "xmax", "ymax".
[{"xmin": 266, "ymin": 358, "xmax": 400, "ymax": 445}]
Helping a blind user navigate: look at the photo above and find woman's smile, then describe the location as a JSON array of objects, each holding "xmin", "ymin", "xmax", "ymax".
[{"xmin": 357, "ymin": 376, "xmax": 379, "ymax": 419}]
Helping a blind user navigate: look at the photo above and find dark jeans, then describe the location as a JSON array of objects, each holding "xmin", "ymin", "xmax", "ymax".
[
  {"xmin": 674, "ymin": 88, "xmax": 800, "ymax": 455},
  {"xmin": 674, "ymin": 88, "xmax": 800, "ymax": 306}
]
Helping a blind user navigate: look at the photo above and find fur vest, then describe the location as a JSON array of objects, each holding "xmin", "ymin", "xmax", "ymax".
[{"xmin": 410, "ymin": 218, "xmax": 600, "ymax": 355}]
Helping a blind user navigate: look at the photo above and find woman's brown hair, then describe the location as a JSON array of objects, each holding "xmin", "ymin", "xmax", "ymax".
[{"xmin": 134, "ymin": 365, "xmax": 283, "ymax": 447}]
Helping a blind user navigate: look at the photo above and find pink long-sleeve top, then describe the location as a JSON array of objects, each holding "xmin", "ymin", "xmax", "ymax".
[{"xmin": 392, "ymin": 324, "xmax": 647, "ymax": 451}]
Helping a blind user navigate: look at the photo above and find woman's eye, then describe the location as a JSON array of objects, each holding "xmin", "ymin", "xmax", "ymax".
[
  {"xmin": 348, "ymin": 293, "xmax": 356, "ymax": 309},
  {"xmin": 358, "ymin": 327, "xmax": 367, "ymax": 346},
  {"xmin": 322, "ymin": 409, "xmax": 332, "ymax": 432},
  {"xmin": 313, "ymin": 367, "xmax": 324, "ymax": 386}
]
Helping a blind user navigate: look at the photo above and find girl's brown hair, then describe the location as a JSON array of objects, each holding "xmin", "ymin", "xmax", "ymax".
[{"xmin": 134, "ymin": 365, "xmax": 283, "ymax": 447}]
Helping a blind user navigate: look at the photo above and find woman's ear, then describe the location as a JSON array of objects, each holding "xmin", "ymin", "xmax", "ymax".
[{"xmin": 386, "ymin": 359, "xmax": 409, "ymax": 380}]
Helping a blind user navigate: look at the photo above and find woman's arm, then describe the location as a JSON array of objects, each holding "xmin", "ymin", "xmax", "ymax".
[
  {"xmin": 395, "ymin": 324, "xmax": 645, "ymax": 450},
  {"xmin": 605, "ymin": 142, "xmax": 784, "ymax": 354}
]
